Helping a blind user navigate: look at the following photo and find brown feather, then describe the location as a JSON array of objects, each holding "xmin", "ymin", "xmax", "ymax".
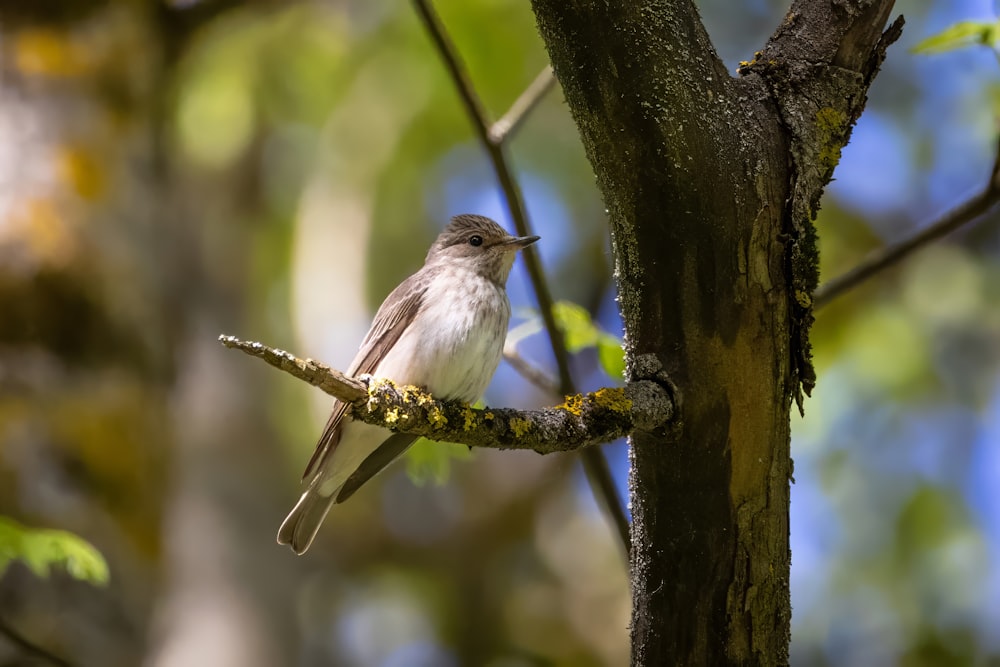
[
  {"xmin": 301, "ymin": 275, "xmax": 429, "ymax": 480},
  {"xmin": 335, "ymin": 432, "xmax": 420, "ymax": 503}
]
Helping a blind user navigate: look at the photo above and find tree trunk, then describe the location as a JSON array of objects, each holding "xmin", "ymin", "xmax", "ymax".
[{"xmin": 528, "ymin": 0, "xmax": 901, "ymax": 663}]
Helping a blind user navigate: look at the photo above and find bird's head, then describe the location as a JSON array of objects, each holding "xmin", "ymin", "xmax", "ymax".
[{"xmin": 426, "ymin": 214, "xmax": 539, "ymax": 285}]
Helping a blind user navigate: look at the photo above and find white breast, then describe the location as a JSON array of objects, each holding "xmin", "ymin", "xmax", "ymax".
[{"xmin": 373, "ymin": 271, "xmax": 510, "ymax": 403}]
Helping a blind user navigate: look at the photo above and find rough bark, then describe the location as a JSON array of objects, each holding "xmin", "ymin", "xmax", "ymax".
[{"xmin": 528, "ymin": 0, "xmax": 900, "ymax": 664}]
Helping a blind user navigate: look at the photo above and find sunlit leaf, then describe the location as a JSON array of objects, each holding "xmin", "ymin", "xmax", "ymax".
[
  {"xmin": 509, "ymin": 301, "xmax": 626, "ymax": 381},
  {"xmin": 597, "ymin": 333, "xmax": 626, "ymax": 380},
  {"xmin": 0, "ymin": 517, "xmax": 109, "ymax": 586},
  {"xmin": 912, "ymin": 20, "xmax": 1000, "ymax": 54},
  {"xmin": 176, "ymin": 65, "xmax": 256, "ymax": 168},
  {"xmin": 175, "ymin": 21, "xmax": 265, "ymax": 169},
  {"xmin": 552, "ymin": 301, "xmax": 600, "ymax": 352}
]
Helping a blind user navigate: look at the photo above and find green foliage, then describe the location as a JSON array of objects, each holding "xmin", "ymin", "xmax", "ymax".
[
  {"xmin": 552, "ymin": 300, "xmax": 600, "ymax": 353},
  {"xmin": 596, "ymin": 334, "xmax": 626, "ymax": 380},
  {"xmin": 0, "ymin": 516, "xmax": 109, "ymax": 586},
  {"xmin": 912, "ymin": 20, "xmax": 1000, "ymax": 54},
  {"xmin": 405, "ymin": 438, "xmax": 474, "ymax": 486},
  {"xmin": 509, "ymin": 300, "xmax": 626, "ymax": 380},
  {"xmin": 403, "ymin": 397, "xmax": 481, "ymax": 487}
]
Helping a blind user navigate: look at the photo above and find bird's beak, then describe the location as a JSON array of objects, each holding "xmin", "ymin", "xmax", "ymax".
[{"xmin": 502, "ymin": 235, "xmax": 540, "ymax": 250}]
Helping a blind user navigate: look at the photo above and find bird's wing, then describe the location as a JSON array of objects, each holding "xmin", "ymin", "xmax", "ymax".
[
  {"xmin": 301, "ymin": 274, "xmax": 429, "ymax": 481},
  {"xmin": 335, "ymin": 432, "xmax": 420, "ymax": 503}
]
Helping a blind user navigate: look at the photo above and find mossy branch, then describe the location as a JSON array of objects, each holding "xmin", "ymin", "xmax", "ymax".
[{"xmin": 219, "ymin": 335, "xmax": 674, "ymax": 454}]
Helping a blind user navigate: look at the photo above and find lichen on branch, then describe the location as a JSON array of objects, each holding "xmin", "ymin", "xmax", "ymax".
[{"xmin": 218, "ymin": 335, "xmax": 674, "ymax": 453}]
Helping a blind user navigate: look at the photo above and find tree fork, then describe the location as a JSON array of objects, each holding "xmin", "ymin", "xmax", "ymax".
[{"xmin": 529, "ymin": 0, "xmax": 900, "ymax": 664}]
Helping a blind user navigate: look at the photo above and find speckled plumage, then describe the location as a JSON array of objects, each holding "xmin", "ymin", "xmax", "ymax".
[{"xmin": 278, "ymin": 214, "xmax": 538, "ymax": 554}]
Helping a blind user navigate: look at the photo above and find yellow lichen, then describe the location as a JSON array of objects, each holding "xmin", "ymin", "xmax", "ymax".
[
  {"xmin": 815, "ymin": 107, "xmax": 847, "ymax": 132},
  {"xmin": 384, "ymin": 407, "xmax": 400, "ymax": 425},
  {"xmin": 558, "ymin": 394, "xmax": 585, "ymax": 416},
  {"xmin": 509, "ymin": 417, "xmax": 533, "ymax": 438},
  {"xmin": 462, "ymin": 407, "xmax": 477, "ymax": 431},
  {"xmin": 428, "ymin": 406, "xmax": 448, "ymax": 429},
  {"xmin": 367, "ymin": 378, "xmax": 393, "ymax": 411},
  {"xmin": 592, "ymin": 387, "xmax": 633, "ymax": 413},
  {"xmin": 400, "ymin": 383, "xmax": 434, "ymax": 406},
  {"xmin": 815, "ymin": 107, "xmax": 848, "ymax": 173}
]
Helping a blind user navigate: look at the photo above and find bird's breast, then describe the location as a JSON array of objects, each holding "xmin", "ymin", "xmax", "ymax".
[{"xmin": 373, "ymin": 273, "xmax": 510, "ymax": 403}]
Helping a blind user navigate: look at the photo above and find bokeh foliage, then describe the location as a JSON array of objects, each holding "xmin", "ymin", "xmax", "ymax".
[{"xmin": 0, "ymin": 0, "xmax": 998, "ymax": 665}]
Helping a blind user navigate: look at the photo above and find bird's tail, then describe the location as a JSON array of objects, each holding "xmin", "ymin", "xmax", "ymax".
[{"xmin": 277, "ymin": 487, "xmax": 336, "ymax": 555}]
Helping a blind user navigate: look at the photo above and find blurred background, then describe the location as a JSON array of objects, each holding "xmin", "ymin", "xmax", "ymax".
[{"xmin": 0, "ymin": 0, "xmax": 997, "ymax": 665}]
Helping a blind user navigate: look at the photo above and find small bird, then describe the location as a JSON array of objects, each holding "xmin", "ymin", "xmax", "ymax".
[{"xmin": 278, "ymin": 214, "xmax": 539, "ymax": 554}]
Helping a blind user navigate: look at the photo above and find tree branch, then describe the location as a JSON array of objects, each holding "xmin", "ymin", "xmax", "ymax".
[
  {"xmin": 220, "ymin": 335, "xmax": 674, "ymax": 453},
  {"xmin": 410, "ymin": 0, "xmax": 571, "ymax": 391},
  {"xmin": 410, "ymin": 0, "xmax": 632, "ymax": 555},
  {"xmin": 746, "ymin": 2, "xmax": 901, "ymax": 406},
  {"xmin": 489, "ymin": 65, "xmax": 557, "ymax": 144},
  {"xmin": 0, "ymin": 616, "xmax": 72, "ymax": 667},
  {"xmin": 814, "ymin": 132, "xmax": 1000, "ymax": 309},
  {"xmin": 503, "ymin": 348, "xmax": 560, "ymax": 396}
]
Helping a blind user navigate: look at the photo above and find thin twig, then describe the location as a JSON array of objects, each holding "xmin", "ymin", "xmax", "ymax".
[
  {"xmin": 489, "ymin": 66, "xmax": 557, "ymax": 144},
  {"xmin": 815, "ymin": 134, "xmax": 1000, "ymax": 309},
  {"xmin": 0, "ymin": 616, "xmax": 72, "ymax": 667},
  {"xmin": 409, "ymin": 0, "xmax": 571, "ymax": 389},
  {"xmin": 503, "ymin": 348, "xmax": 560, "ymax": 396},
  {"xmin": 219, "ymin": 335, "xmax": 674, "ymax": 452},
  {"xmin": 410, "ymin": 0, "xmax": 632, "ymax": 555}
]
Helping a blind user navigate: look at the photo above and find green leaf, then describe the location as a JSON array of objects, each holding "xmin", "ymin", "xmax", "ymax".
[
  {"xmin": 597, "ymin": 333, "xmax": 626, "ymax": 380},
  {"xmin": 0, "ymin": 520, "xmax": 18, "ymax": 579},
  {"xmin": 912, "ymin": 20, "xmax": 1000, "ymax": 54},
  {"xmin": 0, "ymin": 517, "xmax": 109, "ymax": 586},
  {"xmin": 508, "ymin": 301, "xmax": 626, "ymax": 381},
  {"xmin": 404, "ymin": 438, "xmax": 473, "ymax": 487},
  {"xmin": 552, "ymin": 301, "xmax": 599, "ymax": 352}
]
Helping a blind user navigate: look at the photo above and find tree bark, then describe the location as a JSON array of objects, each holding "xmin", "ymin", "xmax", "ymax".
[{"xmin": 528, "ymin": 0, "xmax": 900, "ymax": 664}]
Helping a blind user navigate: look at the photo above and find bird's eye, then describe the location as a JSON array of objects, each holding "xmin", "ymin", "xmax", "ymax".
[{"xmin": 469, "ymin": 235, "xmax": 483, "ymax": 247}]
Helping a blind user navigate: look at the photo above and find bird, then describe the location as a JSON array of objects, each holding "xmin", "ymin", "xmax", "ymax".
[{"xmin": 277, "ymin": 214, "xmax": 539, "ymax": 554}]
